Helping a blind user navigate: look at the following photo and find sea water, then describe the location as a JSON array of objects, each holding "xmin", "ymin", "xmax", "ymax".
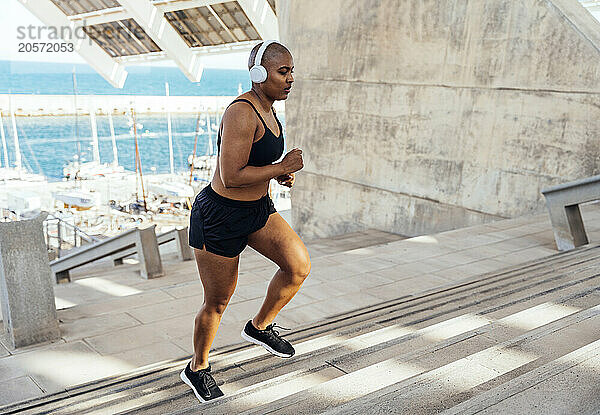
[{"xmin": 0, "ymin": 61, "xmax": 285, "ymax": 180}]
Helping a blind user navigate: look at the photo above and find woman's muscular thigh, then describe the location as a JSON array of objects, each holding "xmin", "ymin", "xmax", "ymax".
[
  {"xmin": 193, "ymin": 247, "xmax": 239, "ymax": 312},
  {"xmin": 247, "ymin": 213, "xmax": 311, "ymax": 278}
]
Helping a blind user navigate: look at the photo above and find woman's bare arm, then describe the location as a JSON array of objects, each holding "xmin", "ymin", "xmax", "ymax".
[{"xmin": 219, "ymin": 103, "xmax": 285, "ymax": 188}]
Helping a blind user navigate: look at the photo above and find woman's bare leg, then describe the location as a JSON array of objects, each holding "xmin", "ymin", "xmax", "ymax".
[
  {"xmin": 247, "ymin": 213, "xmax": 311, "ymax": 330},
  {"xmin": 191, "ymin": 247, "xmax": 239, "ymax": 371}
]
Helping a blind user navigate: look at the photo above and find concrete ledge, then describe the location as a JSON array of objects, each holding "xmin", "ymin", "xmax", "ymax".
[
  {"xmin": 542, "ymin": 175, "xmax": 600, "ymax": 251},
  {"xmin": 112, "ymin": 227, "xmax": 193, "ymax": 265},
  {"xmin": 51, "ymin": 225, "xmax": 164, "ymax": 283}
]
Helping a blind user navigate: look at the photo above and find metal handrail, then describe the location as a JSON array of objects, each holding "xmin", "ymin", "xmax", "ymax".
[
  {"xmin": 44, "ymin": 213, "xmax": 102, "ymax": 258},
  {"xmin": 45, "ymin": 213, "xmax": 100, "ymax": 243}
]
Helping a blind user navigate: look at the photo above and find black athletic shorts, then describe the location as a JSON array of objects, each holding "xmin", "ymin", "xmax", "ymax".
[{"xmin": 189, "ymin": 184, "xmax": 276, "ymax": 257}]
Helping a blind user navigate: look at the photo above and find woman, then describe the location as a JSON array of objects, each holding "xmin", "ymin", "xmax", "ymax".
[{"xmin": 180, "ymin": 40, "xmax": 311, "ymax": 402}]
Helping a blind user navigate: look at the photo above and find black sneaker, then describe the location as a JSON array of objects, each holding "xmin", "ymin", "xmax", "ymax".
[
  {"xmin": 241, "ymin": 320, "xmax": 295, "ymax": 358},
  {"xmin": 180, "ymin": 361, "xmax": 224, "ymax": 402}
]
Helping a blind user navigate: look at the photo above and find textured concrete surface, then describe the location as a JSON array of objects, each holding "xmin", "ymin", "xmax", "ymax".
[
  {"xmin": 542, "ymin": 174, "xmax": 600, "ymax": 250},
  {"xmin": 0, "ymin": 212, "xmax": 60, "ymax": 349},
  {"xmin": 0, "ymin": 204, "xmax": 598, "ymax": 406},
  {"xmin": 278, "ymin": 0, "xmax": 600, "ymax": 239}
]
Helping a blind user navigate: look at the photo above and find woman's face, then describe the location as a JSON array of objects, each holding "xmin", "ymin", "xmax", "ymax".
[{"xmin": 261, "ymin": 52, "xmax": 294, "ymax": 100}]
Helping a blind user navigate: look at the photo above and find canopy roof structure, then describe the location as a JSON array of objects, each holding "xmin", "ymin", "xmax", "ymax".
[
  {"xmin": 580, "ymin": 0, "xmax": 600, "ymax": 12},
  {"xmin": 18, "ymin": 0, "xmax": 279, "ymax": 87}
]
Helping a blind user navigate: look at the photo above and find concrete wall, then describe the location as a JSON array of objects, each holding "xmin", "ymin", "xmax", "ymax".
[{"xmin": 279, "ymin": 0, "xmax": 600, "ymax": 239}]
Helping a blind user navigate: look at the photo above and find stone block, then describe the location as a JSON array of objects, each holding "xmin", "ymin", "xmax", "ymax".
[
  {"xmin": 106, "ymin": 340, "xmax": 188, "ymax": 368},
  {"xmin": 0, "ymin": 376, "xmax": 44, "ymax": 406},
  {"xmin": 126, "ymin": 295, "xmax": 201, "ymax": 325},
  {"xmin": 136, "ymin": 226, "xmax": 164, "ymax": 279},
  {"xmin": 84, "ymin": 324, "xmax": 172, "ymax": 355},
  {"xmin": 0, "ymin": 212, "xmax": 61, "ymax": 349},
  {"xmin": 25, "ymin": 340, "xmax": 134, "ymax": 394},
  {"xmin": 60, "ymin": 312, "xmax": 140, "ymax": 342},
  {"xmin": 174, "ymin": 227, "xmax": 194, "ymax": 261}
]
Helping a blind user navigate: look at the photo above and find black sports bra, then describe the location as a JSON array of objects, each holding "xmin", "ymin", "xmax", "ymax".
[{"xmin": 217, "ymin": 99, "xmax": 285, "ymax": 167}]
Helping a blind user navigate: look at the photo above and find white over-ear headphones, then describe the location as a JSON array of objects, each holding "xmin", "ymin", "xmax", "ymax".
[{"xmin": 249, "ymin": 40, "xmax": 280, "ymax": 83}]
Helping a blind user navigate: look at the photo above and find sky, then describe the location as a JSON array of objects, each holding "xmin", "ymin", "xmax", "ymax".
[{"xmin": 1, "ymin": 0, "xmax": 249, "ymax": 69}]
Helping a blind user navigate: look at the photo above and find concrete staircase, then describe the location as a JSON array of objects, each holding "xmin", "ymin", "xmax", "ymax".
[{"xmin": 3, "ymin": 243, "xmax": 599, "ymax": 414}]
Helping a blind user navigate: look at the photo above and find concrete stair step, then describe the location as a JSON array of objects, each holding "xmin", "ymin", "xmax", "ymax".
[
  {"xmin": 123, "ymin": 293, "xmax": 600, "ymax": 415},
  {"xmin": 326, "ymin": 272, "xmax": 600, "ymax": 375},
  {"xmin": 322, "ymin": 306, "xmax": 600, "ymax": 415},
  {"xmin": 118, "ymin": 247, "xmax": 600, "ymax": 414},
  {"xmin": 440, "ymin": 338, "xmax": 600, "ymax": 415},
  {"xmin": 2, "ymin": 244, "xmax": 599, "ymax": 414},
  {"xmin": 231, "ymin": 255, "xmax": 600, "ymax": 378},
  {"xmin": 240, "ymin": 291, "xmax": 600, "ymax": 415}
]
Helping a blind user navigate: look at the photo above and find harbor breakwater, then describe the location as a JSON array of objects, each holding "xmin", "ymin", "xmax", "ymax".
[{"xmin": 0, "ymin": 94, "xmax": 285, "ymax": 116}]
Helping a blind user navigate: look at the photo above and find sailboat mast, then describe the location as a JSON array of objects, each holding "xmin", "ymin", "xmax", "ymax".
[
  {"xmin": 72, "ymin": 69, "xmax": 81, "ymax": 176},
  {"xmin": 89, "ymin": 105, "xmax": 100, "ymax": 163},
  {"xmin": 166, "ymin": 82, "xmax": 174, "ymax": 175},
  {"xmin": 206, "ymin": 112, "xmax": 212, "ymax": 155},
  {"xmin": 9, "ymin": 103, "xmax": 22, "ymax": 170},
  {"xmin": 131, "ymin": 109, "xmax": 147, "ymax": 211},
  {"xmin": 108, "ymin": 112, "xmax": 119, "ymax": 166},
  {"xmin": 188, "ymin": 113, "xmax": 201, "ymax": 186},
  {"xmin": 132, "ymin": 109, "xmax": 139, "ymax": 200},
  {"xmin": 0, "ymin": 112, "xmax": 8, "ymax": 169}
]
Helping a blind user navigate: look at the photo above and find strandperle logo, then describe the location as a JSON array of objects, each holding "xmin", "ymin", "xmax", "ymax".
[
  {"xmin": 16, "ymin": 24, "xmax": 87, "ymax": 41},
  {"xmin": 15, "ymin": 21, "xmax": 147, "ymax": 53}
]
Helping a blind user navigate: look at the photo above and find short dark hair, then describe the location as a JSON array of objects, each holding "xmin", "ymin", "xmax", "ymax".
[{"xmin": 248, "ymin": 41, "xmax": 291, "ymax": 70}]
